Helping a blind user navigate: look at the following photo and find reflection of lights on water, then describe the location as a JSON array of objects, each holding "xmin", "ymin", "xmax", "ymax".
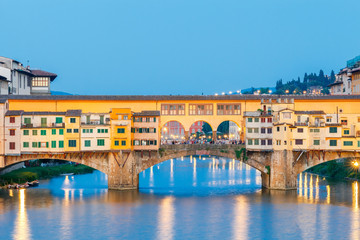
[
  {"xmin": 13, "ymin": 189, "xmax": 32, "ymax": 240},
  {"xmin": 193, "ymin": 158, "xmax": 197, "ymax": 186},
  {"xmin": 304, "ymin": 173, "xmax": 308, "ymax": 198},
  {"xmin": 9, "ymin": 189, "xmax": 13, "ymax": 197},
  {"xmin": 170, "ymin": 159, "xmax": 174, "ymax": 185},
  {"xmin": 309, "ymin": 175, "xmax": 313, "ymax": 202},
  {"xmin": 157, "ymin": 196, "xmax": 175, "ymax": 240},
  {"xmin": 233, "ymin": 195, "xmax": 248, "ymax": 240},
  {"xmin": 315, "ymin": 175, "xmax": 319, "ymax": 202},
  {"xmin": 353, "ymin": 181, "xmax": 359, "ymax": 209},
  {"xmin": 150, "ymin": 166, "xmax": 154, "ymax": 187},
  {"xmin": 352, "ymin": 181, "xmax": 360, "ymax": 240},
  {"xmin": 298, "ymin": 173, "xmax": 303, "ymax": 197},
  {"xmin": 326, "ymin": 185, "xmax": 331, "ymax": 204}
]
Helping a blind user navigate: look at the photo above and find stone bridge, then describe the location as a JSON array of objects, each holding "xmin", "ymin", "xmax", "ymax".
[{"xmin": 2, "ymin": 145, "xmax": 358, "ymax": 190}]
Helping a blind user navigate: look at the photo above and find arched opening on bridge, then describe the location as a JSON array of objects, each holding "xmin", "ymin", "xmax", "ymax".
[
  {"xmin": 216, "ymin": 120, "xmax": 242, "ymax": 143},
  {"xmin": 189, "ymin": 121, "xmax": 213, "ymax": 143},
  {"xmin": 139, "ymin": 155, "xmax": 263, "ymax": 194},
  {"xmin": 296, "ymin": 158, "xmax": 360, "ymax": 205},
  {"xmin": 0, "ymin": 159, "xmax": 100, "ymax": 186},
  {"xmin": 161, "ymin": 120, "xmax": 185, "ymax": 144}
]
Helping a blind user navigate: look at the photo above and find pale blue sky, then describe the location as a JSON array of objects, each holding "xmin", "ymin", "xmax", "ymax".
[{"xmin": 1, "ymin": 0, "xmax": 359, "ymax": 95}]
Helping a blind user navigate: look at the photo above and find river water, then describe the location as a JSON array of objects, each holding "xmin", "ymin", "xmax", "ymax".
[{"xmin": 0, "ymin": 156, "xmax": 359, "ymax": 240}]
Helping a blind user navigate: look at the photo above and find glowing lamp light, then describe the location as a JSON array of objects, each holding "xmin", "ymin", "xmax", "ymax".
[
  {"xmin": 354, "ymin": 161, "xmax": 359, "ymax": 167},
  {"xmin": 222, "ymin": 92, "xmax": 225, "ymax": 95}
]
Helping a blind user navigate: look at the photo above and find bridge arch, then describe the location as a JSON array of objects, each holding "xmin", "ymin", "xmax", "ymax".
[
  {"xmin": 216, "ymin": 120, "xmax": 242, "ymax": 140},
  {"xmin": 161, "ymin": 120, "xmax": 186, "ymax": 142},
  {"xmin": 4, "ymin": 152, "xmax": 111, "ymax": 175},
  {"xmin": 138, "ymin": 145, "xmax": 269, "ymax": 180}
]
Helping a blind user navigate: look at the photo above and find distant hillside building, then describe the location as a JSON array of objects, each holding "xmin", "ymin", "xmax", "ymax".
[
  {"xmin": 0, "ymin": 56, "xmax": 57, "ymax": 95},
  {"xmin": 329, "ymin": 55, "xmax": 360, "ymax": 95}
]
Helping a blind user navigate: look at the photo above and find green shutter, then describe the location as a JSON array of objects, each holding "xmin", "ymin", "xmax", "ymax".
[
  {"xmin": 41, "ymin": 130, "xmax": 46, "ymax": 135},
  {"xmin": 23, "ymin": 130, "xmax": 29, "ymax": 135},
  {"xmin": 59, "ymin": 129, "xmax": 64, "ymax": 135},
  {"xmin": 52, "ymin": 129, "xmax": 56, "ymax": 135},
  {"xmin": 59, "ymin": 141, "xmax": 64, "ymax": 148},
  {"xmin": 32, "ymin": 130, "xmax": 37, "ymax": 135},
  {"xmin": 56, "ymin": 117, "xmax": 62, "ymax": 123},
  {"xmin": 85, "ymin": 140, "xmax": 91, "ymax": 147},
  {"xmin": 51, "ymin": 141, "xmax": 56, "ymax": 148},
  {"xmin": 23, "ymin": 142, "xmax": 29, "ymax": 148}
]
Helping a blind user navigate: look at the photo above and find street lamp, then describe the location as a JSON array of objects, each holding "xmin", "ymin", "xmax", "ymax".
[
  {"xmin": 268, "ymin": 90, "xmax": 272, "ymax": 94},
  {"xmin": 285, "ymin": 90, "xmax": 289, "ymax": 94}
]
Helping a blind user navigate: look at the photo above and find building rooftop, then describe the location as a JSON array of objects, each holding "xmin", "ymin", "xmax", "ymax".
[
  {"xmin": 4, "ymin": 94, "xmax": 360, "ymax": 101},
  {"xmin": 22, "ymin": 111, "xmax": 66, "ymax": 116},
  {"xmin": 5, "ymin": 110, "xmax": 24, "ymax": 116},
  {"xmin": 66, "ymin": 110, "xmax": 82, "ymax": 117},
  {"xmin": 133, "ymin": 111, "xmax": 160, "ymax": 116},
  {"xmin": 31, "ymin": 69, "xmax": 57, "ymax": 81},
  {"xmin": 294, "ymin": 111, "xmax": 325, "ymax": 115}
]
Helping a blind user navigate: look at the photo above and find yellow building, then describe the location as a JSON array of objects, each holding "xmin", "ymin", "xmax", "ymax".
[
  {"xmin": 110, "ymin": 108, "xmax": 132, "ymax": 150},
  {"xmin": 64, "ymin": 110, "xmax": 82, "ymax": 152}
]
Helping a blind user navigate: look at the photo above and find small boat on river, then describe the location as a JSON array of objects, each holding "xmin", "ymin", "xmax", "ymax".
[{"xmin": 60, "ymin": 173, "xmax": 74, "ymax": 176}]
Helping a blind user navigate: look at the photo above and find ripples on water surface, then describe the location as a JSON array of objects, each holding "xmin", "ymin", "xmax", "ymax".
[{"xmin": 0, "ymin": 156, "xmax": 359, "ymax": 240}]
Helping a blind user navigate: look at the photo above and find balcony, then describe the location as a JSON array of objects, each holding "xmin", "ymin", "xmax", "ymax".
[
  {"xmin": 81, "ymin": 120, "xmax": 110, "ymax": 126},
  {"xmin": 21, "ymin": 122, "xmax": 65, "ymax": 128},
  {"xmin": 294, "ymin": 122, "xmax": 308, "ymax": 127}
]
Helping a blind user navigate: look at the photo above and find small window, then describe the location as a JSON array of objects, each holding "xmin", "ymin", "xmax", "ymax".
[
  {"xmin": 343, "ymin": 141, "xmax": 353, "ymax": 146},
  {"xmin": 68, "ymin": 140, "xmax": 77, "ymax": 147},
  {"xmin": 52, "ymin": 129, "xmax": 56, "ymax": 135},
  {"xmin": 267, "ymin": 139, "xmax": 272, "ymax": 145},
  {"xmin": 261, "ymin": 128, "xmax": 266, "ymax": 134},
  {"xmin": 344, "ymin": 130, "xmax": 350, "ymax": 135},
  {"xmin": 267, "ymin": 128, "xmax": 272, "ymax": 134},
  {"xmin": 121, "ymin": 140, "xmax": 126, "ymax": 146},
  {"xmin": 313, "ymin": 140, "xmax": 320, "ymax": 145},
  {"xmin": 248, "ymin": 128, "xmax": 253, "ymax": 133},
  {"xmin": 32, "ymin": 130, "xmax": 37, "ymax": 135},
  {"xmin": 114, "ymin": 140, "xmax": 119, "ymax": 146},
  {"xmin": 329, "ymin": 140, "xmax": 337, "ymax": 146},
  {"xmin": 74, "ymin": 129, "xmax": 79, "ymax": 133},
  {"xmin": 67, "ymin": 129, "xmax": 72, "ymax": 133},
  {"xmin": 277, "ymin": 127, "xmax": 280, "ymax": 132},
  {"xmin": 248, "ymin": 139, "xmax": 253, "ymax": 145},
  {"xmin": 56, "ymin": 117, "xmax": 63, "ymax": 123},
  {"xmin": 295, "ymin": 139, "xmax": 303, "ymax": 145},
  {"xmin": 329, "ymin": 127, "xmax": 337, "ymax": 133},
  {"xmin": 59, "ymin": 129, "xmax": 64, "ymax": 135},
  {"xmin": 23, "ymin": 130, "xmax": 29, "ymax": 135},
  {"xmin": 9, "ymin": 129, "xmax": 15, "ymax": 136},
  {"xmin": 254, "ymin": 118, "xmax": 259, "ymax": 122},
  {"xmin": 51, "ymin": 141, "xmax": 56, "ymax": 148},
  {"xmin": 117, "ymin": 128, "xmax": 125, "ymax": 133},
  {"xmin": 9, "ymin": 142, "xmax": 15, "ymax": 150},
  {"xmin": 23, "ymin": 142, "xmax": 29, "ymax": 148},
  {"xmin": 32, "ymin": 142, "xmax": 38, "ymax": 148},
  {"xmin": 59, "ymin": 141, "xmax": 64, "ymax": 148},
  {"xmin": 24, "ymin": 118, "xmax": 31, "ymax": 124},
  {"xmin": 248, "ymin": 118, "xmax": 253, "ymax": 122},
  {"xmin": 70, "ymin": 118, "xmax": 76, "ymax": 123},
  {"xmin": 254, "ymin": 139, "xmax": 259, "ymax": 145},
  {"xmin": 97, "ymin": 139, "xmax": 105, "ymax": 146},
  {"xmin": 10, "ymin": 117, "xmax": 15, "ymax": 123},
  {"xmin": 85, "ymin": 140, "xmax": 91, "ymax": 147},
  {"xmin": 297, "ymin": 128, "xmax": 303, "ymax": 133},
  {"xmin": 41, "ymin": 130, "xmax": 46, "ymax": 135}
]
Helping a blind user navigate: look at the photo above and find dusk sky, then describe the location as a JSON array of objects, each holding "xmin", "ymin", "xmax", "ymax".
[{"xmin": 1, "ymin": 0, "xmax": 360, "ymax": 95}]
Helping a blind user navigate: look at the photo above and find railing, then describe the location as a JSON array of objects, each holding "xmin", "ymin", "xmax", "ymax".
[
  {"xmin": 294, "ymin": 122, "xmax": 308, "ymax": 126},
  {"xmin": 160, "ymin": 144, "xmax": 245, "ymax": 151},
  {"xmin": 81, "ymin": 121, "xmax": 110, "ymax": 125},
  {"xmin": 22, "ymin": 123, "xmax": 65, "ymax": 128}
]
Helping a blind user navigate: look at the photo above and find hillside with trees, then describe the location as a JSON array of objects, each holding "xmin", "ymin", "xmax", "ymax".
[{"xmin": 275, "ymin": 70, "xmax": 336, "ymax": 94}]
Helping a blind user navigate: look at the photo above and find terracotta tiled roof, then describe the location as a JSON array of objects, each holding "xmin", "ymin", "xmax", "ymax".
[
  {"xmin": 31, "ymin": 69, "xmax": 57, "ymax": 81},
  {"xmin": 5, "ymin": 110, "xmax": 24, "ymax": 116},
  {"xmin": 294, "ymin": 111, "xmax": 325, "ymax": 115},
  {"xmin": 66, "ymin": 110, "xmax": 82, "ymax": 117},
  {"xmin": 23, "ymin": 111, "xmax": 66, "ymax": 116},
  {"xmin": 133, "ymin": 111, "xmax": 160, "ymax": 116}
]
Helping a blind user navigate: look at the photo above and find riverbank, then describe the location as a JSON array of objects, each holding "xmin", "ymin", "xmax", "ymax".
[
  {"xmin": 0, "ymin": 164, "xmax": 94, "ymax": 186},
  {"xmin": 306, "ymin": 159, "xmax": 360, "ymax": 181}
]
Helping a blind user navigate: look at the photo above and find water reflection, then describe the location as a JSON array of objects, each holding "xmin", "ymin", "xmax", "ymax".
[
  {"xmin": 12, "ymin": 189, "xmax": 31, "ymax": 240},
  {"xmin": 1, "ymin": 157, "xmax": 360, "ymax": 239},
  {"xmin": 157, "ymin": 196, "xmax": 175, "ymax": 240}
]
